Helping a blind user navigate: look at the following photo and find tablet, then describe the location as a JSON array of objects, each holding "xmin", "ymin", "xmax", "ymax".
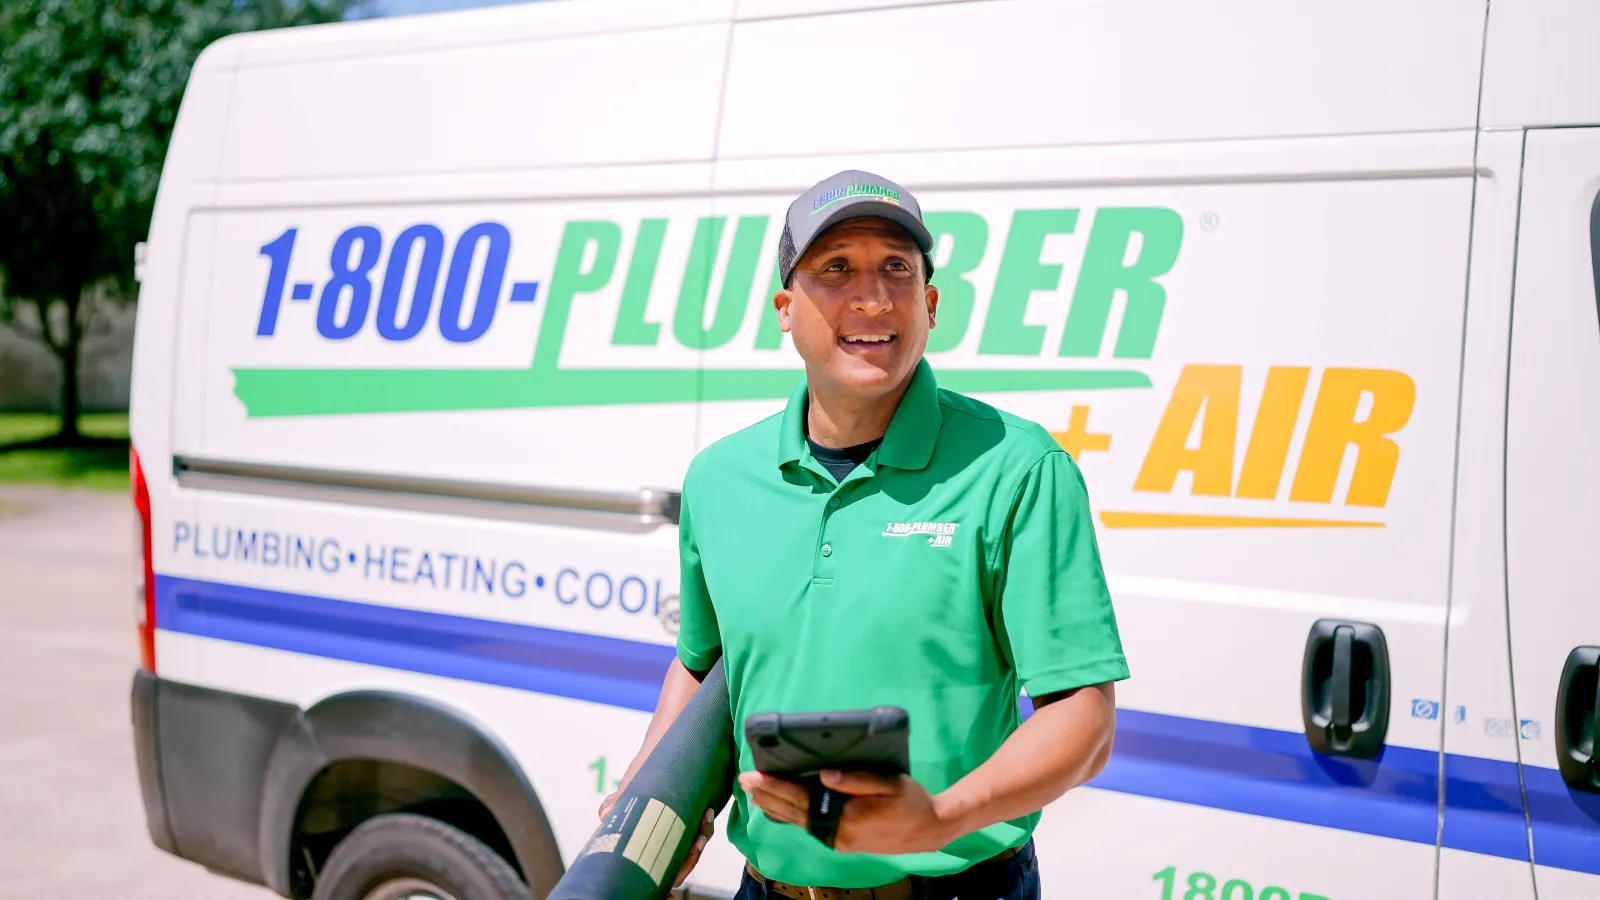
[{"xmin": 743, "ymin": 706, "xmax": 911, "ymax": 778}]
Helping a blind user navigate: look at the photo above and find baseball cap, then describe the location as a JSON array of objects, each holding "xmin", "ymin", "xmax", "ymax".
[{"xmin": 777, "ymin": 169, "xmax": 935, "ymax": 288}]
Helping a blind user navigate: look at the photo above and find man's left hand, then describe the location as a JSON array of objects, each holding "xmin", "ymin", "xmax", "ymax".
[{"xmin": 737, "ymin": 769, "xmax": 957, "ymax": 855}]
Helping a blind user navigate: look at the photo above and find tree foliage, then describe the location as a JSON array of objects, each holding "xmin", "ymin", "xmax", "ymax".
[{"xmin": 0, "ymin": 0, "xmax": 365, "ymax": 436}]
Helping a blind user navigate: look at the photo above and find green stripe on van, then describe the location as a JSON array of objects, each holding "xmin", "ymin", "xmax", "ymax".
[{"xmin": 229, "ymin": 366, "xmax": 1150, "ymax": 417}]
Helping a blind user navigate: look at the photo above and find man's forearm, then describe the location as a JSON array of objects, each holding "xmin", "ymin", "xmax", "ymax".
[
  {"xmin": 614, "ymin": 658, "xmax": 707, "ymax": 790},
  {"xmin": 929, "ymin": 681, "xmax": 1117, "ymax": 840}
]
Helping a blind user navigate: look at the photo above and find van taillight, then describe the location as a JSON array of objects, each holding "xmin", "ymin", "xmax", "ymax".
[{"xmin": 131, "ymin": 446, "xmax": 156, "ymax": 672}]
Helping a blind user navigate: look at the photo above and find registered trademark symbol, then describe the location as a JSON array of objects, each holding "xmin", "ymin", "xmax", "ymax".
[{"xmin": 1199, "ymin": 212, "xmax": 1220, "ymax": 232}]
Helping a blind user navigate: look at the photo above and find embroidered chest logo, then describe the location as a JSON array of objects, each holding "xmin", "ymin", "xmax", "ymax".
[{"xmin": 882, "ymin": 520, "xmax": 960, "ymax": 548}]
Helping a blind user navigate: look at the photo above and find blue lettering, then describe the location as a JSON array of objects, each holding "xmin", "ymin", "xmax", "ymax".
[
  {"xmin": 390, "ymin": 546, "xmax": 412, "ymax": 584},
  {"xmin": 265, "ymin": 222, "xmax": 523, "ymax": 346},
  {"xmin": 292, "ymin": 536, "xmax": 315, "ymax": 570},
  {"xmin": 473, "ymin": 558, "xmax": 496, "ymax": 595},
  {"xmin": 415, "ymin": 552, "xmax": 437, "ymax": 587},
  {"xmin": 376, "ymin": 224, "xmax": 444, "ymax": 341},
  {"xmin": 441, "ymin": 552, "xmax": 460, "ymax": 590},
  {"xmin": 364, "ymin": 544, "xmax": 386, "ymax": 579},
  {"xmin": 555, "ymin": 568, "xmax": 580, "ymax": 605},
  {"xmin": 653, "ymin": 579, "xmax": 665, "ymax": 616},
  {"xmin": 619, "ymin": 576, "xmax": 648, "ymax": 614},
  {"xmin": 319, "ymin": 539, "xmax": 342, "ymax": 574},
  {"xmin": 262, "ymin": 532, "xmax": 281, "ymax": 566},
  {"xmin": 173, "ymin": 521, "xmax": 192, "ymax": 553},
  {"xmin": 585, "ymin": 572, "xmax": 613, "ymax": 610},
  {"xmin": 317, "ymin": 226, "xmax": 380, "ymax": 340},
  {"xmin": 440, "ymin": 222, "xmax": 510, "ymax": 343},
  {"xmin": 502, "ymin": 562, "xmax": 527, "ymax": 599},
  {"xmin": 210, "ymin": 526, "xmax": 231, "ymax": 559},
  {"xmin": 233, "ymin": 529, "xmax": 257, "ymax": 563}
]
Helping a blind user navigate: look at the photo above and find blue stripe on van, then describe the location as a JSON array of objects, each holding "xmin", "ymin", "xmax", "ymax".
[
  {"xmin": 1525, "ymin": 764, "xmax": 1600, "ymax": 874},
  {"xmin": 153, "ymin": 574, "xmax": 1599, "ymax": 875},
  {"xmin": 154, "ymin": 573, "xmax": 677, "ymax": 713}
]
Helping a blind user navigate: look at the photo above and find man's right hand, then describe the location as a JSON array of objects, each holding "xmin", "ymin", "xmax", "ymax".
[{"xmin": 597, "ymin": 788, "xmax": 621, "ymax": 821}]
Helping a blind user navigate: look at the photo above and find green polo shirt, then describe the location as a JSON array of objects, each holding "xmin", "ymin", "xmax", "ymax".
[{"xmin": 675, "ymin": 358, "xmax": 1129, "ymax": 887}]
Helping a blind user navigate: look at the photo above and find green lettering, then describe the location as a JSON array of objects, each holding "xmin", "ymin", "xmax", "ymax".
[
  {"xmin": 1059, "ymin": 207, "xmax": 1183, "ymax": 359},
  {"xmin": 674, "ymin": 216, "xmax": 767, "ymax": 351},
  {"xmin": 754, "ymin": 262, "xmax": 785, "ymax": 350},
  {"xmin": 979, "ymin": 209, "xmax": 1079, "ymax": 356},
  {"xmin": 538, "ymin": 220, "xmax": 620, "ymax": 371},
  {"xmin": 611, "ymin": 219, "xmax": 667, "ymax": 346},
  {"xmin": 923, "ymin": 211, "xmax": 988, "ymax": 353}
]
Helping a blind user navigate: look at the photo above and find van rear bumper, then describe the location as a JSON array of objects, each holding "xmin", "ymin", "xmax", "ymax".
[
  {"xmin": 130, "ymin": 669, "xmax": 177, "ymax": 857},
  {"xmin": 130, "ymin": 669, "xmax": 300, "ymax": 892}
]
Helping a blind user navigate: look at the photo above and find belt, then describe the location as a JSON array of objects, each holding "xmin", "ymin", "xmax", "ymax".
[{"xmin": 744, "ymin": 845, "xmax": 1024, "ymax": 900}]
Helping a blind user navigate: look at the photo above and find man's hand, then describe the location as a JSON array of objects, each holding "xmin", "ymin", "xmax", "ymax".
[
  {"xmin": 737, "ymin": 769, "xmax": 956, "ymax": 855},
  {"xmin": 599, "ymin": 790, "xmax": 715, "ymax": 887}
]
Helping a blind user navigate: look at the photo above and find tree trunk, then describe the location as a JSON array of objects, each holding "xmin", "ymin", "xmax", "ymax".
[
  {"xmin": 51, "ymin": 284, "xmax": 85, "ymax": 444},
  {"xmin": 57, "ymin": 337, "xmax": 81, "ymax": 442}
]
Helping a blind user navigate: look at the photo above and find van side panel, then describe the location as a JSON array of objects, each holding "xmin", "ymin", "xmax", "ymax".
[
  {"xmin": 718, "ymin": 0, "xmax": 1485, "ymax": 158},
  {"xmin": 220, "ymin": 18, "xmax": 729, "ymax": 182},
  {"xmin": 1481, "ymin": 0, "xmax": 1600, "ymax": 130}
]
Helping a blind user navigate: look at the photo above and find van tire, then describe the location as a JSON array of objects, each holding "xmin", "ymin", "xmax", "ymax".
[{"xmin": 310, "ymin": 812, "xmax": 526, "ymax": 900}]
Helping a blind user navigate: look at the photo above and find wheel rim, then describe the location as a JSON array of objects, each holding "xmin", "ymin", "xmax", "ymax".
[{"xmin": 360, "ymin": 876, "xmax": 461, "ymax": 900}]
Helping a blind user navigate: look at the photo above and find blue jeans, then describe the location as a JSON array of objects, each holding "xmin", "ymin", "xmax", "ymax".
[{"xmin": 733, "ymin": 841, "xmax": 1040, "ymax": 900}]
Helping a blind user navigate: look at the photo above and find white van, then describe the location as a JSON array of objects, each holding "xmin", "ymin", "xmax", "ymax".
[{"xmin": 127, "ymin": 1, "xmax": 1600, "ymax": 898}]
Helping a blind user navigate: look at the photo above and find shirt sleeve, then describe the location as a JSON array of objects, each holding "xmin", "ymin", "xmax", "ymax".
[
  {"xmin": 994, "ymin": 449, "xmax": 1130, "ymax": 698},
  {"xmin": 674, "ymin": 477, "xmax": 722, "ymax": 672}
]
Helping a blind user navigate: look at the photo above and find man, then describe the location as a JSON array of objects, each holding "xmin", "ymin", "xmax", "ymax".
[{"xmin": 601, "ymin": 170, "xmax": 1129, "ymax": 899}]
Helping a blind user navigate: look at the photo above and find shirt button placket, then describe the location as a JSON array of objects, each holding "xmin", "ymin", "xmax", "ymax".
[{"xmin": 816, "ymin": 492, "xmax": 840, "ymax": 579}]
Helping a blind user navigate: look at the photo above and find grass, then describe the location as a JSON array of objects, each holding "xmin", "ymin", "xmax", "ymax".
[{"xmin": 0, "ymin": 412, "xmax": 130, "ymax": 492}]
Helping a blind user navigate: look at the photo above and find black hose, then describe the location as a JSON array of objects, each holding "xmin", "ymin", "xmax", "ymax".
[{"xmin": 548, "ymin": 657, "xmax": 734, "ymax": 900}]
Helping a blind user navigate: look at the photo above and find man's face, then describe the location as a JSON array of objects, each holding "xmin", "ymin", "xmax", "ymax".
[{"xmin": 776, "ymin": 217, "xmax": 939, "ymax": 403}]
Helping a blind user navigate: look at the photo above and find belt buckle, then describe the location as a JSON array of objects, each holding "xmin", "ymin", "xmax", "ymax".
[{"xmin": 808, "ymin": 890, "xmax": 820, "ymax": 900}]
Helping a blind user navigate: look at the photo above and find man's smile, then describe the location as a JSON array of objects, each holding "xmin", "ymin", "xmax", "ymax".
[{"xmin": 840, "ymin": 332, "xmax": 897, "ymax": 353}]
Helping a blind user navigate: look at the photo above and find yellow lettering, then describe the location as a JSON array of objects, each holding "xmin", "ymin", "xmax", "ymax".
[
  {"xmin": 1133, "ymin": 364, "xmax": 1241, "ymax": 496},
  {"xmin": 1050, "ymin": 405, "xmax": 1113, "ymax": 461},
  {"xmin": 1289, "ymin": 368, "xmax": 1416, "ymax": 507},
  {"xmin": 1236, "ymin": 367, "xmax": 1311, "ymax": 500}
]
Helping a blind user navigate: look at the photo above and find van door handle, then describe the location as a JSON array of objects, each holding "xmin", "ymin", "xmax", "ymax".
[
  {"xmin": 1555, "ymin": 646, "xmax": 1600, "ymax": 793},
  {"xmin": 1301, "ymin": 619, "xmax": 1390, "ymax": 759}
]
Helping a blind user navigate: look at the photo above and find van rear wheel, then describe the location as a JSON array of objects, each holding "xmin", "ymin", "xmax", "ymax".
[{"xmin": 311, "ymin": 812, "xmax": 525, "ymax": 900}]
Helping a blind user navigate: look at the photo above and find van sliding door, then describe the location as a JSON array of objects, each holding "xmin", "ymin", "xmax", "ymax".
[{"xmin": 1503, "ymin": 126, "xmax": 1600, "ymax": 900}]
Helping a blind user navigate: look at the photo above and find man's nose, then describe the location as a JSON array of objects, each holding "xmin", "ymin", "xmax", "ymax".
[{"xmin": 848, "ymin": 274, "xmax": 895, "ymax": 315}]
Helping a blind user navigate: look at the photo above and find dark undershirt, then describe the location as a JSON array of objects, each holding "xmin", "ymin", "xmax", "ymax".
[{"xmin": 806, "ymin": 435, "xmax": 882, "ymax": 483}]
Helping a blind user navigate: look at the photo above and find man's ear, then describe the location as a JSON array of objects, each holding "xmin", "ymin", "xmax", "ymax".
[
  {"xmin": 925, "ymin": 283, "xmax": 940, "ymax": 328},
  {"xmin": 775, "ymin": 286, "xmax": 795, "ymax": 333}
]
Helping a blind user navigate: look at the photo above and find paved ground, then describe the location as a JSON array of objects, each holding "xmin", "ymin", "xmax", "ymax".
[{"xmin": 0, "ymin": 485, "xmax": 270, "ymax": 898}]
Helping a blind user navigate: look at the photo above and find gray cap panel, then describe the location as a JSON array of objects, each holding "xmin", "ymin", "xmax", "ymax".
[{"xmin": 778, "ymin": 169, "xmax": 935, "ymax": 287}]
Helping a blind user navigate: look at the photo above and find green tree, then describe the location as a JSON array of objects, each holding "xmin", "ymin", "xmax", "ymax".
[{"xmin": 0, "ymin": 0, "xmax": 367, "ymax": 441}]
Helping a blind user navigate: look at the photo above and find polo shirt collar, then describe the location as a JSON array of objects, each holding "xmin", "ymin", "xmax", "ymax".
[{"xmin": 777, "ymin": 358, "xmax": 943, "ymax": 473}]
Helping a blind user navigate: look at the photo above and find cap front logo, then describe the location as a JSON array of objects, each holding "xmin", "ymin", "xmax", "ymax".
[{"xmin": 811, "ymin": 182, "xmax": 903, "ymax": 214}]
